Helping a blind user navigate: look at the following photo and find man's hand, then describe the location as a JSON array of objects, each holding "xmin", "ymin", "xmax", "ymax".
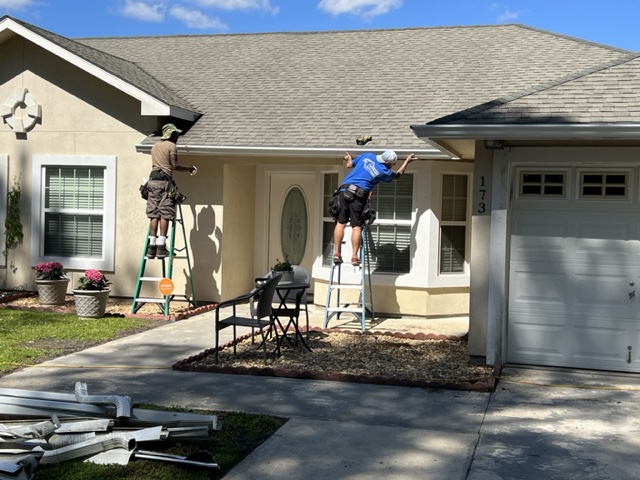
[
  {"xmin": 344, "ymin": 151, "xmax": 354, "ymax": 168},
  {"xmin": 406, "ymin": 153, "xmax": 418, "ymax": 162}
]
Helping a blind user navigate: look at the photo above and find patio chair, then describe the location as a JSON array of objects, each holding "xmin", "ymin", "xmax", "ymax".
[
  {"xmin": 292, "ymin": 265, "xmax": 310, "ymax": 337},
  {"xmin": 214, "ymin": 275, "xmax": 281, "ymax": 364}
]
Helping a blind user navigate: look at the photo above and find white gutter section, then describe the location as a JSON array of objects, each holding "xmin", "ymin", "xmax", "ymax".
[
  {"xmin": 0, "ymin": 18, "xmax": 198, "ymax": 121},
  {"xmin": 135, "ymin": 143, "xmax": 457, "ymax": 159},
  {"xmin": 74, "ymin": 382, "xmax": 132, "ymax": 419},
  {"xmin": 410, "ymin": 123, "xmax": 640, "ymax": 140}
]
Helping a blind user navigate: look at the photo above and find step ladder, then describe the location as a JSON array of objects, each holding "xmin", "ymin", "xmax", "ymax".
[
  {"xmin": 131, "ymin": 203, "xmax": 197, "ymax": 315},
  {"xmin": 323, "ymin": 227, "xmax": 375, "ymax": 332}
]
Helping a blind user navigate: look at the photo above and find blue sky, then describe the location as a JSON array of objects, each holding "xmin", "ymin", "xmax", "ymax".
[{"xmin": 1, "ymin": 0, "xmax": 639, "ymax": 51}]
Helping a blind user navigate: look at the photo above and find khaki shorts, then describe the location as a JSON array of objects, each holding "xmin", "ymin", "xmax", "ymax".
[{"xmin": 145, "ymin": 179, "xmax": 176, "ymax": 220}]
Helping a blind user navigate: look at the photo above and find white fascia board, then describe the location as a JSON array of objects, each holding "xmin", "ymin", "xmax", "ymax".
[
  {"xmin": 135, "ymin": 144, "xmax": 456, "ymax": 159},
  {"xmin": 410, "ymin": 123, "xmax": 640, "ymax": 141},
  {"xmin": 1, "ymin": 19, "xmax": 196, "ymax": 121}
]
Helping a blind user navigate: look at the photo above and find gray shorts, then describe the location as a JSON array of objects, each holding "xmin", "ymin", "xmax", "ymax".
[{"xmin": 145, "ymin": 179, "xmax": 176, "ymax": 220}]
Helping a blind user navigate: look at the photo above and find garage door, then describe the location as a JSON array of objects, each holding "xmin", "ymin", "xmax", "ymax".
[{"xmin": 508, "ymin": 167, "xmax": 640, "ymax": 372}]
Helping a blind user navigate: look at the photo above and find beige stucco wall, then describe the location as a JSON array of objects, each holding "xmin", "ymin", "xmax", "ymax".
[
  {"xmin": 0, "ymin": 35, "xmax": 154, "ymax": 297},
  {"xmin": 314, "ymin": 281, "xmax": 468, "ymax": 317}
]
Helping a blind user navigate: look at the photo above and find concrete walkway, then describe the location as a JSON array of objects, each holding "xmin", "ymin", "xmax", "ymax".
[{"xmin": 1, "ymin": 307, "xmax": 639, "ymax": 479}]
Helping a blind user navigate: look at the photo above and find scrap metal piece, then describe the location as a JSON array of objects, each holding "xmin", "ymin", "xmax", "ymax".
[{"xmin": 74, "ymin": 382, "xmax": 132, "ymax": 418}]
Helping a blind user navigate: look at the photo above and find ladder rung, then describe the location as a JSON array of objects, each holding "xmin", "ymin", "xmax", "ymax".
[
  {"xmin": 134, "ymin": 297, "xmax": 167, "ymax": 304},
  {"xmin": 330, "ymin": 284, "xmax": 362, "ymax": 290},
  {"xmin": 140, "ymin": 276, "xmax": 163, "ymax": 282},
  {"xmin": 327, "ymin": 307, "xmax": 364, "ymax": 313}
]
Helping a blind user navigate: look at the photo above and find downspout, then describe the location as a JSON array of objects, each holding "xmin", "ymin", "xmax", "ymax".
[{"xmin": 74, "ymin": 382, "xmax": 132, "ymax": 419}]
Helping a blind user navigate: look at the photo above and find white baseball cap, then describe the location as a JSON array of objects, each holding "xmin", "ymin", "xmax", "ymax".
[{"xmin": 376, "ymin": 150, "xmax": 397, "ymax": 164}]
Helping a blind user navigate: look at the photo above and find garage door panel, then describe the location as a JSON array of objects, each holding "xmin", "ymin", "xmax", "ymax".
[
  {"xmin": 508, "ymin": 321, "xmax": 566, "ymax": 361},
  {"xmin": 509, "ymin": 269, "xmax": 567, "ymax": 306},
  {"xmin": 509, "ymin": 168, "xmax": 640, "ymax": 373}
]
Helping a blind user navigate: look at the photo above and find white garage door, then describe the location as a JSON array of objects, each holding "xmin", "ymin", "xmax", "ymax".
[{"xmin": 508, "ymin": 167, "xmax": 640, "ymax": 372}]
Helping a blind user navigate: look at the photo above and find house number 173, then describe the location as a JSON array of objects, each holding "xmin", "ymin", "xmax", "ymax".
[{"xmin": 477, "ymin": 176, "xmax": 488, "ymax": 214}]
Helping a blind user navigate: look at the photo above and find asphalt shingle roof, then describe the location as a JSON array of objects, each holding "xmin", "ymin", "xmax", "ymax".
[
  {"xmin": 427, "ymin": 52, "xmax": 640, "ymax": 124},
  {"xmin": 23, "ymin": 20, "xmax": 633, "ymax": 148}
]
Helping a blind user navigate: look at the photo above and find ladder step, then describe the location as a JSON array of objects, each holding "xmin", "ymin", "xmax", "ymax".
[
  {"xmin": 327, "ymin": 307, "xmax": 364, "ymax": 313},
  {"xmin": 134, "ymin": 297, "xmax": 167, "ymax": 304},
  {"xmin": 329, "ymin": 284, "xmax": 362, "ymax": 290},
  {"xmin": 140, "ymin": 276, "xmax": 163, "ymax": 282}
]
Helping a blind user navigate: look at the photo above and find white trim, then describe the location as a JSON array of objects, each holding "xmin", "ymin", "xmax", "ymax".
[
  {"xmin": 0, "ymin": 154, "xmax": 7, "ymax": 268},
  {"xmin": 140, "ymin": 144, "xmax": 453, "ymax": 159},
  {"xmin": 30, "ymin": 155, "xmax": 116, "ymax": 271},
  {"xmin": 0, "ymin": 18, "xmax": 197, "ymax": 121},
  {"xmin": 486, "ymin": 150, "xmax": 510, "ymax": 365},
  {"xmin": 411, "ymin": 123, "xmax": 640, "ymax": 141}
]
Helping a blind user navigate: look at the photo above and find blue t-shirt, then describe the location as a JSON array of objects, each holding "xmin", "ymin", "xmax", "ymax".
[{"xmin": 341, "ymin": 153, "xmax": 395, "ymax": 191}]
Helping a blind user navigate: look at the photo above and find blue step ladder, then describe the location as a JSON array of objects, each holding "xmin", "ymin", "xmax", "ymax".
[
  {"xmin": 131, "ymin": 203, "xmax": 196, "ymax": 316},
  {"xmin": 323, "ymin": 227, "xmax": 374, "ymax": 332}
]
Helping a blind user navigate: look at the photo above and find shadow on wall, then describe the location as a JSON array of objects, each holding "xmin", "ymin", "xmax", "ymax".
[{"xmin": 184, "ymin": 204, "xmax": 222, "ymax": 303}]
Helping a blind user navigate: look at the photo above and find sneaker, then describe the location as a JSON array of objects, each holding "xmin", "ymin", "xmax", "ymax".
[
  {"xmin": 332, "ymin": 254, "xmax": 343, "ymax": 264},
  {"xmin": 156, "ymin": 244, "xmax": 169, "ymax": 259},
  {"xmin": 146, "ymin": 245, "xmax": 157, "ymax": 259},
  {"xmin": 351, "ymin": 257, "xmax": 361, "ymax": 267}
]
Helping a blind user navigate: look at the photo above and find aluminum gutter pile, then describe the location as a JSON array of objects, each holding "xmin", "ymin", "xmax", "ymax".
[{"xmin": 0, "ymin": 383, "xmax": 221, "ymax": 479}]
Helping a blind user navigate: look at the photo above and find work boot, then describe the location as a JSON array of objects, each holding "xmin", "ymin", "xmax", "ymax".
[
  {"xmin": 146, "ymin": 245, "xmax": 157, "ymax": 259},
  {"xmin": 156, "ymin": 244, "xmax": 169, "ymax": 259}
]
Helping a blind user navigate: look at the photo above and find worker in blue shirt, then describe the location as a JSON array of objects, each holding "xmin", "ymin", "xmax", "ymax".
[{"xmin": 332, "ymin": 149, "xmax": 417, "ymax": 266}]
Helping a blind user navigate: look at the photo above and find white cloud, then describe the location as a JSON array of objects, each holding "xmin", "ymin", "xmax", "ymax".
[
  {"xmin": 0, "ymin": 0, "xmax": 35, "ymax": 10},
  {"xmin": 497, "ymin": 8, "xmax": 520, "ymax": 22},
  {"xmin": 318, "ymin": 0, "xmax": 402, "ymax": 18},
  {"xmin": 190, "ymin": 0, "xmax": 279, "ymax": 14},
  {"xmin": 170, "ymin": 5, "xmax": 228, "ymax": 29},
  {"xmin": 120, "ymin": 1, "xmax": 166, "ymax": 22}
]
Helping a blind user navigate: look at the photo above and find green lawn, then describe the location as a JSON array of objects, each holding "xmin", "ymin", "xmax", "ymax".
[
  {"xmin": 0, "ymin": 309, "xmax": 289, "ymax": 479},
  {"xmin": 0, "ymin": 309, "xmax": 160, "ymax": 374}
]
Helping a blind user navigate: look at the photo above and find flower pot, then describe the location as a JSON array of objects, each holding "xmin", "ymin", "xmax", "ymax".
[
  {"xmin": 73, "ymin": 289, "xmax": 111, "ymax": 318},
  {"xmin": 35, "ymin": 278, "xmax": 70, "ymax": 306},
  {"xmin": 271, "ymin": 270, "xmax": 294, "ymax": 284}
]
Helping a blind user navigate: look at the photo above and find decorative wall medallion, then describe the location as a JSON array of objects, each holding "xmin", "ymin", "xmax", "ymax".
[{"xmin": 0, "ymin": 87, "xmax": 42, "ymax": 133}]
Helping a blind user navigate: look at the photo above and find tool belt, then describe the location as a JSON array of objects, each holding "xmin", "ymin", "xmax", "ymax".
[
  {"xmin": 340, "ymin": 184, "xmax": 367, "ymax": 201},
  {"xmin": 149, "ymin": 169, "xmax": 172, "ymax": 181}
]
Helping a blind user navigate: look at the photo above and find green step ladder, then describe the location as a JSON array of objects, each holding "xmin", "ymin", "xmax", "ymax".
[
  {"xmin": 323, "ymin": 227, "xmax": 374, "ymax": 332},
  {"xmin": 131, "ymin": 203, "xmax": 196, "ymax": 315}
]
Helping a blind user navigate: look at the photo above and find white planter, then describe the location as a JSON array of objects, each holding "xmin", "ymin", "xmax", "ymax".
[
  {"xmin": 35, "ymin": 278, "xmax": 70, "ymax": 306},
  {"xmin": 73, "ymin": 289, "xmax": 111, "ymax": 318},
  {"xmin": 271, "ymin": 270, "xmax": 294, "ymax": 284}
]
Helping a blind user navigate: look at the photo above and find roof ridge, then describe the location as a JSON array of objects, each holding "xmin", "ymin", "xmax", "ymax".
[{"xmin": 514, "ymin": 24, "xmax": 630, "ymax": 54}]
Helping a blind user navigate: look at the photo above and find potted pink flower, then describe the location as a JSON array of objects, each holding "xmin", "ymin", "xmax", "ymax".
[
  {"xmin": 34, "ymin": 261, "xmax": 69, "ymax": 305},
  {"xmin": 73, "ymin": 269, "xmax": 112, "ymax": 318}
]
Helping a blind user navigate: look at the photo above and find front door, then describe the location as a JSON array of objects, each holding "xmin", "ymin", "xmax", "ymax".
[{"xmin": 268, "ymin": 173, "xmax": 315, "ymax": 288}]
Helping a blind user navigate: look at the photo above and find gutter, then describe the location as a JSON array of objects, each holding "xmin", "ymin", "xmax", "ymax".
[
  {"xmin": 135, "ymin": 143, "xmax": 458, "ymax": 159},
  {"xmin": 410, "ymin": 123, "xmax": 640, "ymax": 141}
]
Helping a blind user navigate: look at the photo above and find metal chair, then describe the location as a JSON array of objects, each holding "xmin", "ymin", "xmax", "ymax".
[{"xmin": 214, "ymin": 275, "xmax": 281, "ymax": 364}]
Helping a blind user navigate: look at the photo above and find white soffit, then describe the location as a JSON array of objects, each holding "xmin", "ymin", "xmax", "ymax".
[{"xmin": 0, "ymin": 18, "xmax": 197, "ymax": 121}]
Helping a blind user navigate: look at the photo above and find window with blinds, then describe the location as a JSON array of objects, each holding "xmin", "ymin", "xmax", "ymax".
[
  {"xmin": 368, "ymin": 175, "xmax": 413, "ymax": 273},
  {"xmin": 322, "ymin": 172, "xmax": 339, "ymax": 266},
  {"xmin": 321, "ymin": 173, "xmax": 414, "ymax": 273},
  {"xmin": 440, "ymin": 174, "xmax": 468, "ymax": 274},
  {"xmin": 43, "ymin": 166, "xmax": 105, "ymax": 258}
]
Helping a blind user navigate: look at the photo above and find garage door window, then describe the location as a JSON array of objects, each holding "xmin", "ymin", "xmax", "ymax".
[
  {"xmin": 519, "ymin": 171, "xmax": 565, "ymax": 197},
  {"xmin": 580, "ymin": 172, "xmax": 628, "ymax": 198}
]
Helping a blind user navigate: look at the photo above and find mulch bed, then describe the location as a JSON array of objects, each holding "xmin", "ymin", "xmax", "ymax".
[{"xmin": 1, "ymin": 290, "xmax": 500, "ymax": 392}]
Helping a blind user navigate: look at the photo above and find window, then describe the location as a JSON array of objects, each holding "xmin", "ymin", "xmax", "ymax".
[
  {"xmin": 440, "ymin": 174, "xmax": 468, "ymax": 274},
  {"xmin": 520, "ymin": 171, "xmax": 566, "ymax": 197},
  {"xmin": 31, "ymin": 155, "xmax": 116, "ymax": 271},
  {"xmin": 321, "ymin": 173, "xmax": 414, "ymax": 273},
  {"xmin": 321, "ymin": 173, "xmax": 339, "ymax": 266},
  {"xmin": 579, "ymin": 171, "xmax": 628, "ymax": 198},
  {"xmin": 368, "ymin": 175, "xmax": 413, "ymax": 273}
]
